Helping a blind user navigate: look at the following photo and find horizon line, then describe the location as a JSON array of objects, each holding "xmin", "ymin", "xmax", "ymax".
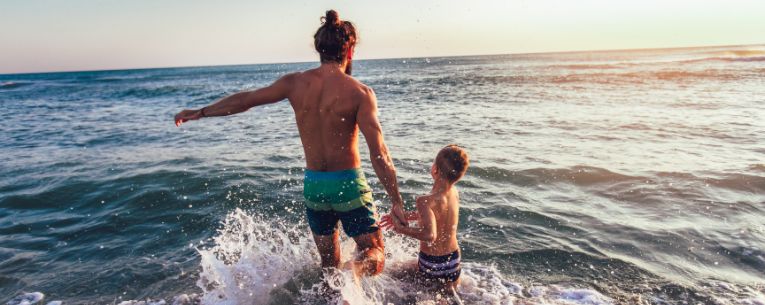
[{"xmin": 1, "ymin": 42, "xmax": 762, "ymax": 77}]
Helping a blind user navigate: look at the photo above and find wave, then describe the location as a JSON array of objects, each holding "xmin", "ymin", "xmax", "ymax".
[
  {"xmin": 549, "ymin": 69, "xmax": 742, "ymax": 84},
  {"xmin": 409, "ymin": 67, "xmax": 747, "ymax": 88},
  {"xmin": 115, "ymin": 85, "xmax": 199, "ymax": 99},
  {"xmin": 193, "ymin": 208, "xmax": 617, "ymax": 305},
  {"xmin": 470, "ymin": 165, "xmax": 643, "ymax": 188},
  {"xmin": 684, "ymin": 49, "xmax": 765, "ymax": 63},
  {"xmin": 470, "ymin": 165, "xmax": 765, "ymax": 194},
  {"xmin": 0, "ymin": 81, "xmax": 32, "ymax": 90},
  {"xmin": 5, "ymin": 207, "xmax": 764, "ymax": 304},
  {"xmin": 553, "ymin": 64, "xmax": 627, "ymax": 70}
]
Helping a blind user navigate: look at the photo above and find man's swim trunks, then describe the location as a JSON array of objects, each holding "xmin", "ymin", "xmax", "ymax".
[
  {"xmin": 303, "ymin": 168, "xmax": 378, "ymax": 237},
  {"xmin": 418, "ymin": 250, "xmax": 461, "ymax": 283}
]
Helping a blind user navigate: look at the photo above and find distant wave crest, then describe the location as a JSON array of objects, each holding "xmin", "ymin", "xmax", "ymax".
[
  {"xmin": 698, "ymin": 49, "xmax": 765, "ymax": 62},
  {"xmin": 471, "ymin": 165, "xmax": 765, "ymax": 194},
  {"xmin": 0, "ymin": 81, "xmax": 32, "ymax": 90}
]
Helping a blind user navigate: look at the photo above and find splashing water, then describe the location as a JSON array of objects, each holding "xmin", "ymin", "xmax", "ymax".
[{"xmin": 193, "ymin": 208, "xmax": 615, "ymax": 305}]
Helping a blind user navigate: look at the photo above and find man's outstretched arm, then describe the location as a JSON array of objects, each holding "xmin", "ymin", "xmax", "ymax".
[
  {"xmin": 174, "ymin": 73, "xmax": 295, "ymax": 126},
  {"xmin": 356, "ymin": 88, "xmax": 408, "ymax": 225}
]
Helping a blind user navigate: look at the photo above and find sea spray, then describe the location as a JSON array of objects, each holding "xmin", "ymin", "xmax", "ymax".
[
  {"xmin": 196, "ymin": 208, "xmax": 318, "ymax": 304},
  {"xmin": 194, "ymin": 208, "xmax": 616, "ymax": 305}
]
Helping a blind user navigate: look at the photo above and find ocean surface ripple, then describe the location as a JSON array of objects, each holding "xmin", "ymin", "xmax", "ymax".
[{"xmin": 1, "ymin": 45, "xmax": 764, "ymax": 304}]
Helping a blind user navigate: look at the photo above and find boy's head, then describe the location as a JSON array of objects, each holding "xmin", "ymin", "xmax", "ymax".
[{"xmin": 432, "ymin": 144, "xmax": 469, "ymax": 184}]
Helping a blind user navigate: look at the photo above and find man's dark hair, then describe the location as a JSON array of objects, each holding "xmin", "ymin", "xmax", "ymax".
[{"xmin": 314, "ymin": 10, "xmax": 357, "ymax": 74}]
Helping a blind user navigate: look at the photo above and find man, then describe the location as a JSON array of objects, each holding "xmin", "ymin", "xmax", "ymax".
[{"xmin": 174, "ymin": 9, "xmax": 407, "ymax": 277}]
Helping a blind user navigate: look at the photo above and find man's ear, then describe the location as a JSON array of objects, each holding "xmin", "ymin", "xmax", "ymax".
[{"xmin": 347, "ymin": 45, "xmax": 355, "ymax": 60}]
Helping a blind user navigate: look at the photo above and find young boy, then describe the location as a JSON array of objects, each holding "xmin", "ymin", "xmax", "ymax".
[{"xmin": 381, "ymin": 145, "xmax": 469, "ymax": 294}]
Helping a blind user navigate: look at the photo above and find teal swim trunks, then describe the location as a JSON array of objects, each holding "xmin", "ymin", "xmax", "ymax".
[{"xmin": 303, "ymin": 168, "xmax": 378, "ymax": 237}]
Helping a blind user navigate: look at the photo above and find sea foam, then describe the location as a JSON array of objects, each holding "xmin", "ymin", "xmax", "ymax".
[{"xmin": 191, "ymin": 208, "xmax": 616, "ymax": 305}]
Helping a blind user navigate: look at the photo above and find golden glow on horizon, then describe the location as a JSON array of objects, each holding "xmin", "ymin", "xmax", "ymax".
[{"xmin": 1, "ymin": 0, "xmax": 764, "ymax": 73}]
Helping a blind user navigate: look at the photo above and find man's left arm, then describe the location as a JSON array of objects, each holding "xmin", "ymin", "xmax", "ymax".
[{"xmin": 174, "ymin": 73, "xmax": 295, "ymax": 126}]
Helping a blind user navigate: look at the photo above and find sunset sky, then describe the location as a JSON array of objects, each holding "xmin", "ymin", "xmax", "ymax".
[{"xmin": 1, "ymin": 0, "xmax": 764, "ymax": 74}]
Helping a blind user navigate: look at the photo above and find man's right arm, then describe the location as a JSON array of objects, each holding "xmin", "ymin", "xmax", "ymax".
[
  {"xmin": 356, "ymin": 87, "xmax": 407, "ymax": 225},
  {"xmin": 174, "ymin": 73, "xmax": 295, "ymax": 126}
]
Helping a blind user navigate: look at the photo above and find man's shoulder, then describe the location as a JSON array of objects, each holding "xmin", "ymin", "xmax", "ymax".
[
  {"xmin": 345, "ymin": 77, "xmax": 374, "ymax": 97},
  {"xmin": 284, "ymin": 71, "xmax": 308, "ymax": 83}
]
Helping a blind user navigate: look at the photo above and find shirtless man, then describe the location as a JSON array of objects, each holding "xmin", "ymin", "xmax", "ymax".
[{"xmin": 173, "ymin": 10, "xmax": 407, "ymax": 277}]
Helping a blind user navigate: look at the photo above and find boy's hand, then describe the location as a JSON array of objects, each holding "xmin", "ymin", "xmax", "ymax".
[
  {"xmin": 389, "ymin": 216, "xmax": 406, "ymax": 234},
  {"xmin": 381, "ymin": 213, "xmax": 409, "ymax": 235},
  {"xmin": 380, "ymin": 214, "xmax": 396, "ymax": 230}
]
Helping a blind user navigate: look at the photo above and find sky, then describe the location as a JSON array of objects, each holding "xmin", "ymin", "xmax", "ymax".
[{"xmin": 1, "ymin": 0, "xmax": 764, "ymax": 74}]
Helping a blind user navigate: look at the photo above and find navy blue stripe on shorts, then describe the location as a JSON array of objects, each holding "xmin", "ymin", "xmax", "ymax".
[{"xmin": 418, "ymin": 250, "xmax": 461, "ymax": 282}]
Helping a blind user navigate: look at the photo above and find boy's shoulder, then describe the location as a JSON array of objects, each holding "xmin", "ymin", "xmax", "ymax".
[
  {"xmin": 416, "ymin": 191, "xmax": 450, "ymax": 207},
  {"xmin": 415, "ymin": 194, "xmax": 433, "ymax": 207}
]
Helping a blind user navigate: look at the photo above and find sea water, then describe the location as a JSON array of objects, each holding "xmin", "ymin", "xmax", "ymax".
[{"xmin": 1, "ymin": 45, "xmax": 764, "ymax": 304}]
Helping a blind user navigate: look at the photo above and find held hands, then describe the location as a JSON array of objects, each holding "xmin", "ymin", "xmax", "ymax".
[
  {"xmin": 174, "ymin": 109, "xmax": 202, "ymax": 127},
  {"xmin": 380, "ymin": 213, "xmax": 405, "ymax": 233},
  {"xmin": 390, "ymin": 199, "xmax": 409, "ymax": 226}
]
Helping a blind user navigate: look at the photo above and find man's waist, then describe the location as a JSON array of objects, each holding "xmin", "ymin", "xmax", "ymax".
[{"xmin": 304, "ymin": 167, "xmax": 365, "ymax": 181}]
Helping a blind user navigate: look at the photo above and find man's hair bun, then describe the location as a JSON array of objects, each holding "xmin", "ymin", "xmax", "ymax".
[{"xmin": 323, "ymin": 10, "xmax": 341, "ymax": 26}]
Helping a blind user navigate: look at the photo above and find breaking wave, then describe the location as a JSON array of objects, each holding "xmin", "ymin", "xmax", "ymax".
[{"xmin": 192, "ymin": 208, "xmax": 617, "ymax": 305}]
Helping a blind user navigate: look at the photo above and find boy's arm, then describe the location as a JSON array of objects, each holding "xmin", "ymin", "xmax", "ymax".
[
  {"xmin": 393, "ymin": 197, "xmax": 437, "ymax": 242},
  {"xmin": 379, "ymin": 210, "xmax": 420, "ymax": 230},
  {"xmin": 404, "ymin": 211, "xmax": 420, "ymax": 221},
  {"xmin": 174, "ymin": 73, "xmax": 295, "ymax": 126}
]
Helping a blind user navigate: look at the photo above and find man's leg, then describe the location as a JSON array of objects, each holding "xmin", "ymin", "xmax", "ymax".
[
  {"xmin": 312, "ymin": 230, "xmax": 341, "ymax": 268},
  {"xmin": 306, "ymin": 207, "xmax": 341, "ymax": 268},
  {"xmin": 351, "ymin": 229, "xmax": 385, "ymax": 276}
]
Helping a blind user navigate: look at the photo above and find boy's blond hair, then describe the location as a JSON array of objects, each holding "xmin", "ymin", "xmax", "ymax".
[{"xmin": 435, "ymin": 144, "xmax": 469, "ymax": 183}]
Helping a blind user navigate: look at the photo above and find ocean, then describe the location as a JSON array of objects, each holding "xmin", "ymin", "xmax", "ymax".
[{"xmin": 1, "ymin": 45, "xmax": 764, "ymax": 305}]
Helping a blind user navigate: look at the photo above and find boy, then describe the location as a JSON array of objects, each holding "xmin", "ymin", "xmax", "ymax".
[{"xmin": 381, "ymin": 145, "xmax": 469, "ymax": 296}]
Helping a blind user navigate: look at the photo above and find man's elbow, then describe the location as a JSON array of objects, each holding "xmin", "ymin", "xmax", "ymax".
[{"xmin": 370, "ymin": 154, "xmax": 392, "ymax": 169}]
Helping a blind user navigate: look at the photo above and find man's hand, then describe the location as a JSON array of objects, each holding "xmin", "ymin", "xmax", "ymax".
[
  {"xmin": 390, "ymin": 201, "xmax": 408, "ymax": 227},
  {"xmin": 174, "ymin": 109, "xmax": 202, "ymax": 126}
]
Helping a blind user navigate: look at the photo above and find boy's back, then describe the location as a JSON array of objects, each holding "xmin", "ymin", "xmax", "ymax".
[
  {"xmin": 382, "ymin": 144, "xmax": 469, "ymax": 293},
  {"xmin": 417, "ymin": 188, "xmax": 460, "ymax": 256}
]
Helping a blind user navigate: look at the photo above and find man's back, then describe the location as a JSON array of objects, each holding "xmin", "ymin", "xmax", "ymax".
[
  {"xmin": 174, "ymin": 9, "xmax": 408, "ymax": 278},
  {"xmin": 287, "ymin": 67, "xmax": 371, "ymax": 171}
]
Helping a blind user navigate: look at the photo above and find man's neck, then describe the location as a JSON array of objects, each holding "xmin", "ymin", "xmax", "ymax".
[{"xmin": 319, "ymin": 61, "xmax": 348, "ymax": 74}]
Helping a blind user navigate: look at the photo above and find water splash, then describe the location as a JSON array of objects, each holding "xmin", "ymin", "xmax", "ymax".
[{"xmin": 193, "ymin": 208, "xmax": 616, "ymax": 305}]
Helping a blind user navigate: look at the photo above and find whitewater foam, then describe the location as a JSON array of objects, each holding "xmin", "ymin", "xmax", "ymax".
[
  {"xmin": 192, "ymin": 208, "xmax": 616, "ymax": 305},
  {"xmin": 5, "ymin": 292, "xmax": 60, "ymax": 305},
  {"xmin": 10, "ymin": 208, "xmax": 763, "ymax": 304}
]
